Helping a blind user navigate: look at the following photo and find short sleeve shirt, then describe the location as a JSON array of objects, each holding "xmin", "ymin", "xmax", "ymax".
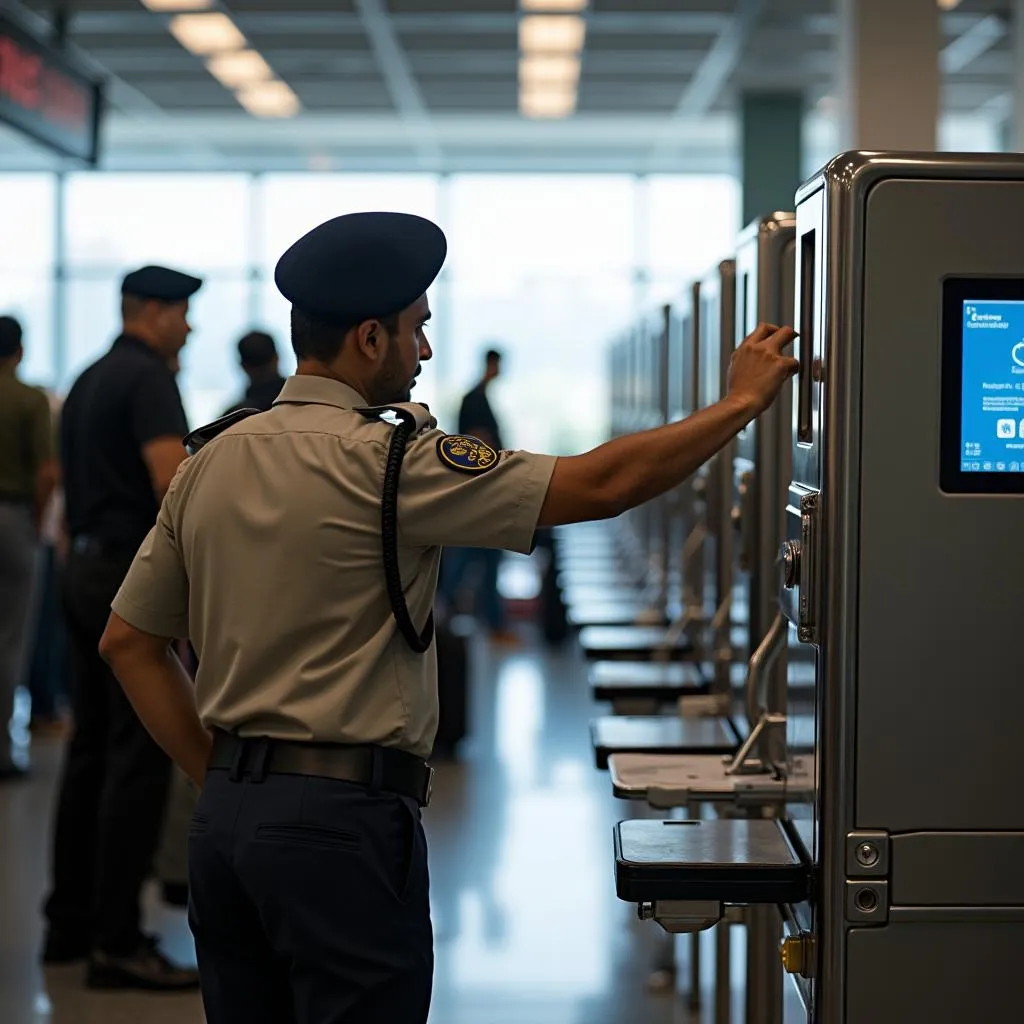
[
  {"xmin": 61, "ymin": 334, "xmax": 188, "ymax": 551},
  {"xmin": 111, "ymin": 374, "xmax": 557, "ymax": 758},
  {"xmin": 0, "ymin": 368, "xmax": 54, "ymax": 502}
]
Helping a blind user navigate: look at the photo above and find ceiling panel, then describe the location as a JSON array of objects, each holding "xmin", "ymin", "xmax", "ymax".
[{"xmin": 4, "ymin": 0, "xmax": 1016, "ymax": 173}]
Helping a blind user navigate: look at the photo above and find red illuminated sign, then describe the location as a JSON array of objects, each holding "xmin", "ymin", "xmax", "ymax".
[{"xmin": 0, "ymin": 13, "xmax": 102, "ymax": 164}]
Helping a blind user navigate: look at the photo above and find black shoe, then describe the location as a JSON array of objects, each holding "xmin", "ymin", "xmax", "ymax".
[
  {"xmin": 0, "ymin": 763, "xmax": 29, "ymax": 783},
  {"xmin": 86, "ymin": 937, "xmax": 200, "ymax": 992},
  {"xmin": 42, "ymin": 929, "xmax": 91, "ymax": 965}
]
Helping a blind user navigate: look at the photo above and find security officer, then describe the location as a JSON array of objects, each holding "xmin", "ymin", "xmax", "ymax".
[
  {"xmin": 222, "ymin": 330, "xmax": 287, "ymax": 415},
  {"xmin": 42, "ymin": 266, "xmax": 202, "ymax": 991},
  {"xmin": 97, "ymin": 213, "xmax": 797, "ymax": 1023}
]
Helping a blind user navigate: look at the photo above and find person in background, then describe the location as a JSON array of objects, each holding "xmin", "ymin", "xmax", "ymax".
[
  {"xmin": 42, "ymin": 266, "xmax": 201, "ymax": 991},
  {"xmin": 26, "ymin": 389, "xmax": 71, "ymax": 738},
  {"xmin": 222, "ymin": 330, "xmax": 286, "ymax": 415},
  {"xmin": 440, "ymin": 348, "xmax": 517, "ymax": 643},
  {"xmin": 0, "ymin": 315, "xmax": 58, "ymax": 781}
]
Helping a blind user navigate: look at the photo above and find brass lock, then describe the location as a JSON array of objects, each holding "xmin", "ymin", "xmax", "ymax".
[{"xmin": 780, "ymin": 934, "xmax": 814, "ymax": 977}]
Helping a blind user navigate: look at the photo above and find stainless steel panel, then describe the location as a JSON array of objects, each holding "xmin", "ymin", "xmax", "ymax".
[
  {"xmin": 856, "ymin": 177, "xmax": 1024, "ymax": 833},
  {"xmin": 846, "ymin": 923, "xmax": 1024, "ymax": 1024},
  {"xmin": 891, "ymin": 833, "xmax": 1024, "ymax": 906}
]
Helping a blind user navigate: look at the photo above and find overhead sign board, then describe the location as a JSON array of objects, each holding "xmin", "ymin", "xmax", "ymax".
[{"xmin": 0, "ymin": 12, "xmax": 103, "ymax": 164}]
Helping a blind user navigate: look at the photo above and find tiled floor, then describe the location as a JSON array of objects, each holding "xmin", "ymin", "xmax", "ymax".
[{"xmin": 0, "ymin": 625, "xmax": 799, "ymax": 1023}]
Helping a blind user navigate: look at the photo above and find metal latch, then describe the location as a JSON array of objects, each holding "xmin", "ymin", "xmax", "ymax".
[{"xmin": 638, "ymin": 900, "xmax": 723, "ymax": 934}]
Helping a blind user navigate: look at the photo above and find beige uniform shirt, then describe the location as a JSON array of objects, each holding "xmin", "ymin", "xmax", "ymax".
[{"xmin": 111, "ymin": 375, "xmax": 557, "ymax": 758}]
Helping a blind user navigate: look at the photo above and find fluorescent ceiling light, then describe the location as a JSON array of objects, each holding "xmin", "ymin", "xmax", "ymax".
[
  {"xmin": 519, "ymin": 85, "xmax": 577, "ymax": 119},
  {"xmin": 936, "ymin": 0, "xmax": 961, "ymax": 8},
  {"xmin": 170, "ymin": 13, "xmax": 246, "ymax": 56},
  {"xmin": 142, "ymin": 0, "xmax": 213, "ymax": 11},
  {"xmin": 237, "ymin": 80, "xmax": 301, "ymax": 118},
  {"xmin": 520, "ymin": 0, "xmax": 588, "ymax": 11},
  {"xmin": 519, "ymin": 54, "xmax": 580, "ymax": 85},
  {"xmin": 207, "ymin": 50, "xmax": 273, "ymax": 89},
  {"xmin": 519, "ymin": 15, "xmax": 586, "ymax": 53}
]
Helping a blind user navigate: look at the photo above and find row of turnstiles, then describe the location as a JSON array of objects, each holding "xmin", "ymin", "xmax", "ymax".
[{"xmin": 552, "ymin": 151, "xmax": 1024, "ymax": 1024}]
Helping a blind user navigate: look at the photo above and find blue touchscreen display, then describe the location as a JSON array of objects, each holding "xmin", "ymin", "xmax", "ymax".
[{"xmin": 959, "ymin": 299, "xmax": 1024, "ymax": 473}]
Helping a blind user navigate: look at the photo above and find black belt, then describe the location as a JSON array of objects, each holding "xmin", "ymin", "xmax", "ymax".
[{"xmin": 208, "ymin": 731, "xmax": 434, "ymax": 807}]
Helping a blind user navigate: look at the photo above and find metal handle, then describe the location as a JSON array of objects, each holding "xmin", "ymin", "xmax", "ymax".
[{"xmin": 744, "ymin": 611, "xmax": 787, "ymax": 731}]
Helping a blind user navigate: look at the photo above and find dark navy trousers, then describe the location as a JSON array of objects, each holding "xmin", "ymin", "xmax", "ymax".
[{"xmin": 188, "ymin": 769, "xmax": 433, "ymax": 1024}]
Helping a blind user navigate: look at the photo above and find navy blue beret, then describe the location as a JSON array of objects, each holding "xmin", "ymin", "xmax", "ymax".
[
  {"xmin": 274, "ymin": 212, "xmax": 447, "ymax": 326},
  {"xmin": 121, "ymin": 265, "xmax": 203, "ymax": 303}
]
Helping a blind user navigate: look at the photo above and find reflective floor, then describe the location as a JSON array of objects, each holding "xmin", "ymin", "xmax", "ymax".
[{"xmin": 0, "ymin": 625, "xmax": 796, "ymax": 1023}]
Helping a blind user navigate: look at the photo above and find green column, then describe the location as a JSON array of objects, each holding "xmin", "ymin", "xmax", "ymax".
[{"xmin": 740, "ymin": 92, "xmax": 803, "ymax": 227}]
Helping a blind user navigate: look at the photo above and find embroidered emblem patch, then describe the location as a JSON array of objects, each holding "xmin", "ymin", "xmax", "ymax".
[{"xmin": 437, "ymin": 434, "xmax": 499, "ymax": 474}]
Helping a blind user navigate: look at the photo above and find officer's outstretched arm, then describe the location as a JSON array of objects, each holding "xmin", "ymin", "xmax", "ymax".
[{"xmin": 538, "ymin": 323, "xmax": 797, "ymax": 527}]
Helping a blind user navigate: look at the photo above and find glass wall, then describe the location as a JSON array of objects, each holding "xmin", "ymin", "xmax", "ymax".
[{"xmin": 0, "ymin": 171, "xmax": 739, "ymax": 452}]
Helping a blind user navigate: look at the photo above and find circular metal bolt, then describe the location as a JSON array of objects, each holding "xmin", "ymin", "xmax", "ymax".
[
  {"xmin": 856, "ymin": 842, "xmax": 879, "ymax": 868},
  {"xmin": 781, "ymin": 541, "xmax": 801, "ymax": 589},
  {"xmin": 855, "ymin": 888, "xmax": 878, "ymax": 914}
]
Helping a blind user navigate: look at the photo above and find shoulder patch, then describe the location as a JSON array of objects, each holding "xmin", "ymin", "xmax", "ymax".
[{"xmin": 436, "ymin": 434, "xmax": 499, "ymax": 475}]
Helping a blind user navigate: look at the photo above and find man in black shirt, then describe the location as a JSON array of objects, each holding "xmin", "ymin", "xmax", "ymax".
[
  {"xmin": 43, "ymin": 265, "xmax": 201, "ymax": 991},
  {"xmin": 222, "ymin": 330, "xmax": 286, "ymax": 415},
  {"xmin": 441, "ymin": 349, "xmax": 516, "ymax": 641}
]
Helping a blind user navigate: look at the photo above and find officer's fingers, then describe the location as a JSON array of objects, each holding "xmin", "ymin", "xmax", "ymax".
[
  {"xmin": 780, "ymin": 356, "xmax": 800, "ymax": 376},
  {"xmin": 743, "ymin": 322, "xmax": 780, "ymax": 345},
  {"xmin": 765, "ymin": 326, "xmax": 798, "ymax": 353}
]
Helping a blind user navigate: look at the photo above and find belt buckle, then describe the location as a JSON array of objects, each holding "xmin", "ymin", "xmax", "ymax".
[{"xmin": 422, "ymin": 765, "xmax": 435, "ymax": 807}]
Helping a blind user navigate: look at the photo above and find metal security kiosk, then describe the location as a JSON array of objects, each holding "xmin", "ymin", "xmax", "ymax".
[
  {"xmin": 777, "ymin": 151, "xmax": 1024, "ymax": 1023},
  {"xmin": 564, "ymin": 310, "xmax": 674, "ymax": 625},
  {"xmin": 695, "ymin": 260, "xmax": 738, "ymax": 710}
]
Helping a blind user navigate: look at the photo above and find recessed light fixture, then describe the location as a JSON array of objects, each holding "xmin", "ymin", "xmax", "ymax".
[
  {"xmin": 207, "ymin": 50, "xmax": 273, "ymax": 89},
  {"xmin": 519, "ymin": 15, "xmax": 586, "ymax": 53},
  {"xmin": 520, "ymin": 0, "xmax": 588, "ymax": 11},
  {"xmin": 519, "ymin": 85, "xmax": 577, "ymax": 119},
  {"xmin": 169, "ymin": 13, "xmax": 246, "ymax": 56},
  {"xmin": 236, "ymin": 80, "xmax": 301, "ymax": 118},
  {"xmin": 519, "ymin": 54, "xmax": 580, "ymax": 86},
  {"xmin": 142, "ymin": 0, "xmax": 214, "ymax": 11}
]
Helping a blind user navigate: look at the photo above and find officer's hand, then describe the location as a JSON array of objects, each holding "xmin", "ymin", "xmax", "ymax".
[{"xmin": 726, "ymin": 322, "xmax": 800, "ymax": 416}]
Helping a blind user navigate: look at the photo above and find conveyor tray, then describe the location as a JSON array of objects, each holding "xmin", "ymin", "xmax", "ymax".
[
  {"xmin": 608, "ymin": 753, "xmax": 788, "ymax": 806},
  {"xmin": 589, "ymin": 661, "xmax": 707, "ymax": 701},
  {"xmin": 557, "ymin": 570, "xmax": 642, "ymax": 590},
  {"xmin": 590, "ymin": 715, "xmax": 741, "ymax": 769},
  {"xmin": 569, "ymin": 603, "xmax": 669, "ymax": 628},
  {"xmin": 579, "ymin": 625, "xmax": 695, "ymax": 662},
  {"xmin": 614, "ymin": 819, "xmax": 808, "ymax": 904}
]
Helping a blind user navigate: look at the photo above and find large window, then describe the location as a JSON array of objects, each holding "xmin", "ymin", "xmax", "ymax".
[
  {"xmin": 62, "ymin": 174, "xmax": 256, "ymax": 418},
  {"xmin": 0, "ymin": 170, "xmax": 743, "ymax": 449},
  {"xmin": 0, "ymin": 174, "xmax": 56, "ymax": 386}
]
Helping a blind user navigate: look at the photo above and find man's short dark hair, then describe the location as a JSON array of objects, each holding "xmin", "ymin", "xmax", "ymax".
[
  {"xmin": 485, "ymin": 349, "xmax": 502, "ymax": 363},
  {"xmin": 0, "ymin": 315, "xmax": 23, "ymax": 358},
  {"xmin": 290, "ymin": 308, "xmax": 399, "ymax": 363},
  {"xmin": 237, "ymin": 330, "xmax": 278, "ymax": 369}
]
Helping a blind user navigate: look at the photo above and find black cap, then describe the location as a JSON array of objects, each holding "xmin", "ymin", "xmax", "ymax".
[
  {"xmin": 237, "ymin": 330, "xmax": 278, "ymax": 369},
  {"xmin": 274, "ymin": 212, "xmax": 447, "ymax": 326},
  {"xmin": 121, "ymin": 265, "xmax": 203, "ymax": 303}
]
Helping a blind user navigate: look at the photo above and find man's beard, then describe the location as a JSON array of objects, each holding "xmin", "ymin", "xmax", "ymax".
[{"xmin": 367, "ymin": 347, "xmax": 412, "ymax": 406}]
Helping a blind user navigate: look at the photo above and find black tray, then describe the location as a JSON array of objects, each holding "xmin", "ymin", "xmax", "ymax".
[
  {"xmin": 568, "ymin": 603, "xmax": 669, "ymax": 628},
  {"xmin": 614, "ymin": 819, "xmax": 809, "ymax": 904},
  {"xmin": 580, "ymin": 626, "xmax": 696, "ymax": 662},
  {"xmin": 589, "ymin": 660, "xmax": 707, "ymax": 700},
  {"xmin": 590, "ymin": 715, "xmax": 740, "ymax": 769}
]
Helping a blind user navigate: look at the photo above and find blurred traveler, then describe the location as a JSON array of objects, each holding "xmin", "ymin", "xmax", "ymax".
[
  {"xmin": 0, "ymin": 315, "xmax": 58, "ymax": 780},
  {"xmin": 41, "ymin": 266, "xmax": 201, "ymax": 991},
  {"xmin": 440, "ymin": 348, "xmax": 517, "ymax": 642},
  {"xmin": 222, "ymin": 330, "xmax": 286, "ymax": 414}
]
